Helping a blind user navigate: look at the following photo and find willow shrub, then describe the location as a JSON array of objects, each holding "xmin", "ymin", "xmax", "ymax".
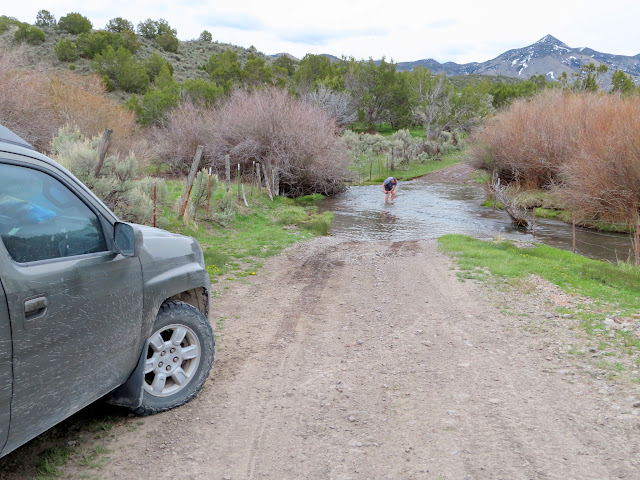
[{"xmin": 469, "ymin": 90, "xmax": 640, "ymax": 225}]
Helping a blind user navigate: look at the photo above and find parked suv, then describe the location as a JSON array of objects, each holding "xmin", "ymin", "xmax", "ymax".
[{"xmin": 0, "ymin": 124, "xmax": 214, "ymax": 457}]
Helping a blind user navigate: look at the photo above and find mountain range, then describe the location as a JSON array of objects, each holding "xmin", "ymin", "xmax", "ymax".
[{"xmin": 281, "ymin": 35, "xmax": 640, "ymax": 87}]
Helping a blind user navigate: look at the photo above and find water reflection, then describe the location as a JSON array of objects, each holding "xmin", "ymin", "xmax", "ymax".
[{"xmin": 321, "ymin": 179, "xmax": 635, "ymax": 263}]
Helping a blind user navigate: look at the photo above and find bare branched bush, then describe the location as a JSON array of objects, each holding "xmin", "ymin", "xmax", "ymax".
[
  {"xmin": 0, "ymin": 47, "xmax": 139, "ymax": 155},
  {"xmin": 468, "ymin": 90, "xmax": 579, "ymax": 188},
  {"xmin": 148, "ymin": 101, "xmax": 216, "ymax": 173},
  {"xmin": 302, "ymin": 85, "xmax": 357, "ymax": 129},
  {"xmin": 469, "ymin": 90, "xmax": 640, "ymax": 225},
  {"xmin": 558, "ymin": 98, "xmax": 640, "ymax": 225},
  {"xmin": 209, "ymin": 88, "xmax": 351, "ymax": 197}
]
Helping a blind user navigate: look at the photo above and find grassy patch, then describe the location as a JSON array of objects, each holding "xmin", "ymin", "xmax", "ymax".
[
  {"xmin": 352, "ymin": 150, "xmax": 464, "ymax": 185},
  {"xmin": 438, "ymin": 234, "xmax": 640, "ymax": 364},
  {"xmin": 438, "ymin": 235, "xmax": 640, "ymax": 307},
  {"xmin": 77, "ymin": 445, "xmax": 110, "ymax": 469},
  {"xmin": 160, "ymin": 181, "xmax": 330, "ymax": 281},
  {"xmin": 35, "ymin": 446, "xmax": 73, "ymax": 479},
  {"xmin": 350, "ymin": 123, "xmax": 426, "ymax": 137}
]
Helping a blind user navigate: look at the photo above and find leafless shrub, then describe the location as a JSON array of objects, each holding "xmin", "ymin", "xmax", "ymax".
[
  {"xmin": 302, "ymin": 84, "xmax": 357, "ymax": 129},
  {"xmin": 208, "ymin": 88, "xmax": 351, "ymax": 196},
  {"xmin": 0, "ymin": 46, "xmax": 138, "ymax": 155},
  {"xmin": 469, "ymin": 90, "xmax": 640, "ymax": 225},
  {"xmin": 557, "ymin": 97, "xmax": 640, "ymax": 225},
  {"xmin": 468, "ymin": 89, "xmax": 579, "ymax": 188},
  {"xmin": 148, "ymin": 101, "xmax": 215, "ymax": 173}
]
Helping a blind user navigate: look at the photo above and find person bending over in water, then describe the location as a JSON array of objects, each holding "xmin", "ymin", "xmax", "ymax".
[{"xmin": 382, "ymin": 177, "xmax": 397, "ymax": 202}]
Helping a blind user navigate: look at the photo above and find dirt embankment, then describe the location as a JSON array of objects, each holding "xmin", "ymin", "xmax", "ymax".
[{"xmin": 67, "ymin": 236, "xmax": 638, "ymax": 479}]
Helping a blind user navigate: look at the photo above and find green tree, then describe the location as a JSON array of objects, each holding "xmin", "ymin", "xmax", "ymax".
[
  {"xmin": 386, "ymin": 70, "xmax": 412, "ymax": 129},
  {"xmin": 198, "ymin": 30, "xmax": 212, "ymax": 42},
  {"xmin": 14, "ymin": 23, "xmax": 45, "ymax": 45},
  {"xmin": 294, "ymin": 54, "xmax": 334, "ymax": 93},
  {"xmin": 202, "ymin": 50, "xmax": 243, "ymax": 93},
  {"xmin": 155, "ymin": 19, "xmax": 176, "ymax": 37},
  {"xmin": 573, "ymin": 62, "xmax": 608, "ymax": 92},
  {"xmin": 127, "ymin": 66, "xmax": 179, "ymax": 125},
  {"xmin": 242, "ymin": 53, "xmax": 273, "ymax": 87},
  {"xmin": 118, "ymin": 29, "xmax": 141, "ymax": 53},
  {"xmin": 611, "ymin": 70, "xmax": 636, "ymax": 96},
  {"xmin": 76, "ymin": 31, "xmax": 118, "ymax": 58},
  {"xmin": 54, "ymin": 38, "xmax": 78, "ymax": 62},
  {"xmin": 445, "ymin": 84, "xmax": 493, "ymax": 133},
  {"xmin": 91, "ymin": 46, "xmax": 149, "ymax": 94},
  {"xmin": 274, "ymin": 55, "xmax": 296, "ymax": 77},
  {"xmin": 344, "ymin": 58, "xmax": 404, "ymax": 129},
  {"xmin": 181, "ymin": 79, "xmax": 224, "ymax": 106},
  {"xmin": 75, "ymin": 30, "xmax": 139, "ymax": 58},
  {"xmin": 106, "ymin": 17, "xmax": 134, "ymax": 33},
  {"xmin": 136, "ymin": 18, "xmax": 157, "ymax": 39},
  {"xmin": 35, "ymin": 10, "xmax": 56, "ymax": 28},
  {"xmin": 57, "ymin": 12, "xmax": 92, "ymax": 34},
  {"xmin": 407, "ymin": 67, "xmax": 452, "ymax": 139},
  {"xmin": 137, "ymin": 18, "xmax": 176, "ymax": 39},
  {"xmin": 489, "ymin": 76, "xmax": 548, "ymax": 109},
  {"xmin": 145, "ymin": 53, "xmax": 174, "ymax": 83},
  {"xmin": 155, "ymin": 33, "xmax": 179, "ymax": 53}
]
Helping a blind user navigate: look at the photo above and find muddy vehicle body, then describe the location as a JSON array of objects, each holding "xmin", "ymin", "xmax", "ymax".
[{"xmin": 0, "ymin": 125, "xmax": 214, "ymax": 457}]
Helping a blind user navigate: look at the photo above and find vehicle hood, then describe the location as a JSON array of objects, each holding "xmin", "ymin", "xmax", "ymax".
[{"xmin": 134, "ymin": 225, "xmax": 206, "ymax": 270}]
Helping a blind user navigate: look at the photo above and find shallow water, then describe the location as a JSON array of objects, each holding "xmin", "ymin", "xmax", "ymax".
[{"xmin": 320, "ymin": 179, "xmax": 636, "ymax": 263}]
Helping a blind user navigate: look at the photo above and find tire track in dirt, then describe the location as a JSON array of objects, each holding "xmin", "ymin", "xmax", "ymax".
[
  {"xmin": 245, "ymin": 244, "xmax": 343, "ymax": 479},
  {"xmin": 59, "ymin": 237, "xmax": 640, "ymax": 480}
]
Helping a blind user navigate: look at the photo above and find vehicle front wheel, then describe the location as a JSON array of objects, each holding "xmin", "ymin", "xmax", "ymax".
[{"xmin": 134, "ymin": 300, "xmax": 214, "ymax": 415}]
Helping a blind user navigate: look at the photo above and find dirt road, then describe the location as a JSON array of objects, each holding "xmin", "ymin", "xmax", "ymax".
[{"xmin": 81, "ymin": 236, "xmax": 639, "ymax": 479}]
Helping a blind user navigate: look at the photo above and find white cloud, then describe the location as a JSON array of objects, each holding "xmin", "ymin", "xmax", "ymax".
[{"xmin": 4, "ymin": 0, "xmax": 639, "ymax": 63}]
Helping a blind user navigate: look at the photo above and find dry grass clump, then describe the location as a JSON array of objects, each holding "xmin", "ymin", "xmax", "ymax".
[
  {"xmin": 0, "ymin": 46, "xmax": 138, "ymax": 154},
  {"xmin": 469, "ymin": 90, "xmax": 640, "ymax": 225}
]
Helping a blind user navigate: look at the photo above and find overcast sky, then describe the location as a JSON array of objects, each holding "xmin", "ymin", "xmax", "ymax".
[{"xmin": 4, "ymin": 0, "xmax": 639, "ymax": 63}]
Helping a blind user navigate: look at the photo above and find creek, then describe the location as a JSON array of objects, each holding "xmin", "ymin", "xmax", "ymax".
[{"xmin": 320, "ymin": 179, "xmax": 635, "ymax": 264}]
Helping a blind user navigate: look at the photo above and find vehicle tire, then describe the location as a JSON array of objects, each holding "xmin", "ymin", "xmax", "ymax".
[{"xmin": 133, "ymin": 300, "xmax": 214, "ymax": 415}]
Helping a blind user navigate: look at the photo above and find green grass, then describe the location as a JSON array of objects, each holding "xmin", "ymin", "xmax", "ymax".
[
  {"xmin": 438, "ymin": 235, "xmax": 640, "ymax": 309},
  {"xmin": 160, "ymin": 181, "xmax": 331, "ymax": 281},
  {"xmin": 350, "ymin": 123, "xmax": 426, "ymax": 137},
  {"xmin": 77, "ymin": 445, "xmax": 110, "ymax": 469},
  {"xmin": 351, "ymin": 150, "xmax": 464, "ymax": 185},
  {"xmin": 438, "ymin": 234, "xmax": 640, "ymax": 363},
  {"xmin": 35, "ymin": 446, "xmax": 73, "ymax": 479}
]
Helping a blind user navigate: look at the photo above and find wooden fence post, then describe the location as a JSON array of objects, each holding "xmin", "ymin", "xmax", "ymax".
[
  {"xmin": 262, "ymin": 163, "xmax": 273, "ymax": 201},
  {"xmin": 94, "ymin": 128, "xmax": 113, "ymax": 176},
  {"xmin": 178, "ymin": 145, "xmax": 204, "ymax": 218},
  {"xmin": 256, "ymin": 162, "xmax": 262, "ymax": 190},
  {"xmin": 241, "ymin": 185, "xmax": 249, "ymax": 207},
  {"xmin": 225, "ymin": 155, "xmax": 231, "ymax": 192},
  {"xmin": 251, "ymin": 161, "xmax": 255, "ymax": 196},
  {"xmin": 206, "ymin": 168, "xmax": 212, "ymax": 214},
  {"xmin": 636, "ymin": 222, "xmax": 640, "ymax": 265},
  {"xmin": 572, "ymin": 217, "xmax": 576, "ymax": 254},
  {"xmin": 237, "ymin": 163, "xmax": 241, "ymax": 199}
]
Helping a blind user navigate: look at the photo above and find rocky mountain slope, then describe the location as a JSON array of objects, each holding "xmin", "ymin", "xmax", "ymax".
[{"xmin": 395, "ymin": 35, "xmax": 640, "ymax": 86}]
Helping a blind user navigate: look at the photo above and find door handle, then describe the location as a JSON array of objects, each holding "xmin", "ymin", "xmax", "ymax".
[{"xmin": 24, "ymin": 296, "xmax": 48, "ymax": 324}]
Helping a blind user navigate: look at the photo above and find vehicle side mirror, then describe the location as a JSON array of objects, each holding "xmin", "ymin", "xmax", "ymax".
[{"xmin": 114, "ymin": 222, "xmax": 139, "ymax": 257}]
